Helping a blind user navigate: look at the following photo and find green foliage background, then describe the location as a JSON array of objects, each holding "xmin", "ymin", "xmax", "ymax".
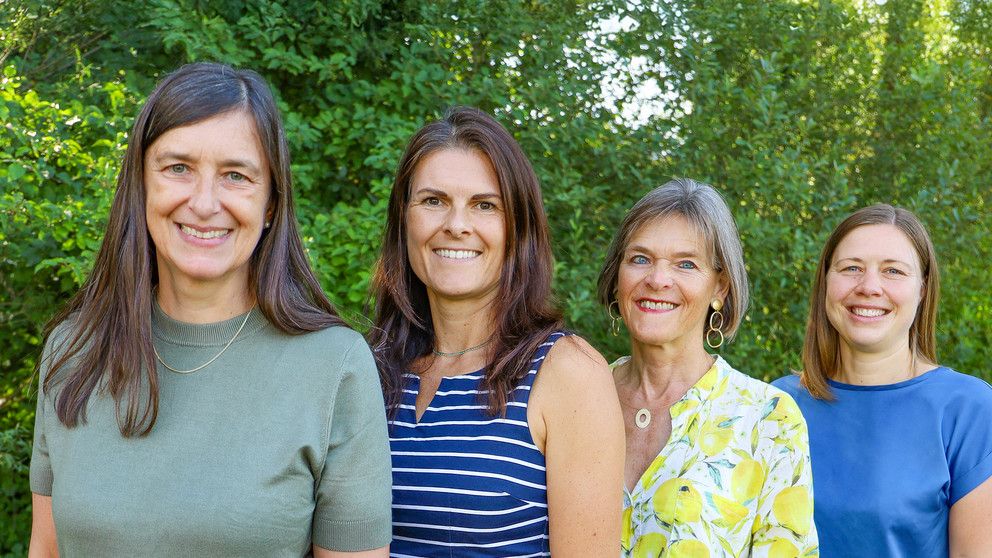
[{"xmin": 1, "ymin": 0, "xmax": 989, "ymax": 552}]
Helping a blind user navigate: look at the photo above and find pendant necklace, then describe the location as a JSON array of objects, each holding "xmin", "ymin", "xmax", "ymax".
[
  {"xmin": 634, "ymin": 408, "xmax": 652, "ymax": 429},
  {"xmin": 154, "ymin": 308, "xmax": 254, "ymax": 374}
]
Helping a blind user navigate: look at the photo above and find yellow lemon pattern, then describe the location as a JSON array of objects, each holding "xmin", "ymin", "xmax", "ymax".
[{"xmin": 616, "ymin": 356, "xmax": 819, "ymax": 558}]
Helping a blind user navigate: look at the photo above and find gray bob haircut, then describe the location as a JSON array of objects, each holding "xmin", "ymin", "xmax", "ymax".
[{"xmin": 597, "ymin": 178, "xmax": 750, "ymax": 343}]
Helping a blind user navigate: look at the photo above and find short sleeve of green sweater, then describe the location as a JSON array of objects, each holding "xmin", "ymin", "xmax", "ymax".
[{"xmin": 313, "ymin": 336, "xmax": 392, "ymax": 551}]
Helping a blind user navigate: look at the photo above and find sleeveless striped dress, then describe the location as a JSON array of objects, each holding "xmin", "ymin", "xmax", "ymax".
[{"xmin": 388, "ymin": 332, "xmax": 565, "ymax": 557}]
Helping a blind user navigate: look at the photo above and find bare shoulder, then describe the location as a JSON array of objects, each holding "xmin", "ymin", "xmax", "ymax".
[
  {"xmin": 539, "ymin": 334, "xmax": 611, "ymax": 386},
  {"xmin": 531, "ymin": 334, "xmax": 615, "ymax": 412},
  {"xmin": 528, "ymin": 333, "xmax": 622, "ymax": 452}
]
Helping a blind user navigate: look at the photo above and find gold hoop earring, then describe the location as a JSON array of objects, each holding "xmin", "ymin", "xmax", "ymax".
[
  {"xmin": 608, "ymin": 301, "xmax": 623, "ymax": 337},
  {"xmin": 706, "ymin": 298, "xmax": 725, "ymax": 349}
]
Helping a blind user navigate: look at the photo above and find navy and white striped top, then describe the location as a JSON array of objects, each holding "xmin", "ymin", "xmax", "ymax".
[{"xmin": 388, "ymin": 332, "xmax": 565, "ymax": 558}]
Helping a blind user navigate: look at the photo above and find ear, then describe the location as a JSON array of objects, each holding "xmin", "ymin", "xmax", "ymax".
[{"xmin": 714, "ymin": 272, "xmax": 731, "ymax": 304}]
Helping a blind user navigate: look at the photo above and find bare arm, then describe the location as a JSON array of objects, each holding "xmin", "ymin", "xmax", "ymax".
[
  {"xmin": 531, "ymin": 336, "xmax": 625, "ymax": 557},
  {"xmin": 313, "ymin": 546, "xmax": 388, "ymax": 558},
  {"xmin": 950, "ymin": 476, "xmax": 992, "ymax": 557},
  {"xmin": 28, "ymin": 493, "xmax": 58, "ymax": 558}
]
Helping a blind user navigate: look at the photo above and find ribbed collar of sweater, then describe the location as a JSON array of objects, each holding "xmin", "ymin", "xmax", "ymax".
[{"xmin": 151, "ymin": 297, "xmax": 268, "ymax": 347}]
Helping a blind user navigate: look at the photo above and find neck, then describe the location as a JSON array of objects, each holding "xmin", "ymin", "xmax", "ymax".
[
  {"xmin": 428, "ymin": 294, "xmax": 497, "ymax": 353},
  {"xmin": 156, "ymin": 273, "xmax": 254, "ymax": 323},
  {"xmin": 834, "ymin": 341, "xmax": 928, "ymax": 385},
  {"xmin": 622, "ymin": 338, "xmax": 715, "ymax": 405}
]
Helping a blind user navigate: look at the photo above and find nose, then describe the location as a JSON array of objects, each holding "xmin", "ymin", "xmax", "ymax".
[
  {"xmin": 645, "ymin": 264, "xmax": 674, "ymax": 289},
  {"xmin": 855, "ymin": 269, "xmax": 883, "ymax": 296},
  {"xmin": 187, "ymin": 175, "xmax": 221, "ymax": 218},
  {"xmin": 443, "ymin": 205, "xmax": 471, "ymax": 237}
]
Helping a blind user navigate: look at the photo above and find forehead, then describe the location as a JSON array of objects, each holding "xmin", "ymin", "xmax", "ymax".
[
  {"xmin": 833, "ymin": 224, "xmax": 921, "ymax": 267},
  {"xmin": 627, "ymin": 214, "xmax": 709, "ymax": 254},
  {"xmin": 146, "ymin": 110, "xmax": 266, "ymax": 162},
  {"xmin": 410, "ymin": 148, "xmax": 499, "ymax": 195}
]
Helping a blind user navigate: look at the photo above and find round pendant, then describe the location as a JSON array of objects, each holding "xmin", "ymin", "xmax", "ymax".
[{"xmin": 635, "ymin": 408, "xmax": 651, "ymax": 429}]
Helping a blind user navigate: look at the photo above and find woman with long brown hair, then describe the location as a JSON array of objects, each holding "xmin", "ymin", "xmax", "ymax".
[
  {"xmin": 774, "ymin": 204, "xmax": 992, "ymax": 557},
  {"xmin": 29, "ymin": 62, "xmax": 391, "ymax": 557},
  {"xmin": 369, "ymin": 106, "xmax": 624, "ymax": 556}
]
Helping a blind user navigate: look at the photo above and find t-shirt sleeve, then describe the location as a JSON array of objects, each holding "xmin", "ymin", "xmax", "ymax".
[
  {"xmin": 311, "ymin": 336, "xmax": 392, "ymax": 552},
  {"xmin": 947, "ymin": 377, "xmax": 992, "ymax": 505},
  {"xmin": 29, "ymin": 331, "xmax": 61, "ymax": 496}
]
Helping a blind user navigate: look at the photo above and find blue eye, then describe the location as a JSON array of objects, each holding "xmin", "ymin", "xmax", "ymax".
[
  {"xmin": 630, "ymin": 255, "xmax": 649, "ymax": 265},
  {"xmin": 884, "ymin": 268, "xmax": 906, "ymax": 275},
  {"xmin": 226, "ymin": 171, "xmax": 247, "ymax": 182},
  {"xmin": 169, "ymin": 164, "xmax": 188, "ymax": 174},
  {"xmin": 677, "ymin": 261, "xmax": 697, "ymax": 270}
]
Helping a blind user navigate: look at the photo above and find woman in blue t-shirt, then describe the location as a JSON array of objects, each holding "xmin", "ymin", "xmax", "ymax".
[{"xmin": 773, "ymin": 204, "xmax": 992, "ymax": 557}]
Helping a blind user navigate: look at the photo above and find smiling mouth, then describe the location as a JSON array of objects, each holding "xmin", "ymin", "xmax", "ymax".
[
  {"xmin": 434, "ymin": 249, "xmax": 481, "ymax": 260},
  {"xmin": 849, "ymin": 306, "xmax": 889, "ymax": 318},
  {"xmin": 637, "ymin": 299, "xmax": 678, "ymax": 311},
  {"xmin": 179, "ymin": 223, "xmax": 231, "ymax": 240}
]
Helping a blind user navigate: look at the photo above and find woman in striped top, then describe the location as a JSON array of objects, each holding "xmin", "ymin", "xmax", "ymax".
[{"xmin": 369, "ymin": 106, "xmax": 625, "ymax": 557}]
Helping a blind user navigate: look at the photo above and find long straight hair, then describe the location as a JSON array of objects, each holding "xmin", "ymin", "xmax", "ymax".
[
  {"xmin": 369, "ymin": 107, "xmax": 562, "ymax": 416},
  {"xmin": 801, "ymin": 204, "xmax": 939, "ymax": 399},
  {"xmin": 42, "ymin": 62, "xmax": 345, "ymax": 437}
]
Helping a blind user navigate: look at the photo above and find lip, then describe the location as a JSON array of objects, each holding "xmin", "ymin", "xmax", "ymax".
[
  {"xmin": 176, "ymin": 222, "xmax": 232, "ymax": 246},
  {"xmin": 635, "ymin": 298, "xmax": 680, "ymax": 313}
]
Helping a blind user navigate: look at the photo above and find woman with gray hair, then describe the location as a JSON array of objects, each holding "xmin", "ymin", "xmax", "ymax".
[{"xmin": 598, "ymin": 178, "xmax": 818, "ymax": 557}]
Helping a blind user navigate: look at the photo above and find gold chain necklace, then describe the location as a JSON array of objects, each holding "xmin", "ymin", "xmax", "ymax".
[
  {"xmin": 154, "ymin": 308, "xmax": 254, "ymax": 374},
  {"xmin": 432, "ymin": 336, "xmax": 493, "ymax": 357}
]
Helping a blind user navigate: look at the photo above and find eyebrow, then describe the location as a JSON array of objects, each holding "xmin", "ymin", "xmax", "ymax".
[
  {"xmin": 412, "ymin": 187, "xmax": 501, "ymax": 201},
  {"xmin": 834, "ymin": 257, "xmax": 914, "ymax": 267},
  {"xmin": 625, "ymin": 245, "xmax": 701, "ymax": 259},
  {"xmin": 152, "ymin": 152, "xmax": 262, "ymax": 176}
]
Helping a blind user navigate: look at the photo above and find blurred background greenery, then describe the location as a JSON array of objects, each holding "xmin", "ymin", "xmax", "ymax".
[{"xmin": 1, "ymin": 0, "xmax": 989, "ymax": 553}]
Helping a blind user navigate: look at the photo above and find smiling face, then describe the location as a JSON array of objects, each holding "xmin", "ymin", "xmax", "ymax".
[
  {"xmin": 617, "ymin": 214, "xmax": 727, "ymax": 352},
  {"xmin": 405, "ymin": 148, "xmax": 506, "ymax": 306},
  {"xmin": 825, "ymin": 224, "xmax": 924, "ymax": 358},
  {"xmin": 144, "ymin": 110, "xmax": 271, "ymax": 295}
]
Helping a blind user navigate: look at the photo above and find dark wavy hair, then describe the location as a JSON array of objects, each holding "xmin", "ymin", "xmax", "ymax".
[
  {"xmin": 42, "ymin": 62, "xmax": 345, "ymax": 437},
  {"xmin": 369, "ymin": 106, "xmax": 562, "ymax": 416}
]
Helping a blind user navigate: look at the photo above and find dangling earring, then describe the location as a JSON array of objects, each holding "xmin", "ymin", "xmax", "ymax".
[
  {"xmin": 608, "ymin": 301, "xmax": 623, "ymax": 337},
  {"xmin": 706, "ymin": 298, "xmax": 725, "ymax": 349}
]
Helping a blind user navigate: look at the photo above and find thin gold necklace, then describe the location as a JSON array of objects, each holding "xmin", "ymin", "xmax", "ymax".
[
  {"xmin": 154, "ymin": 308, "xmax": 254, "ymax": 374},
  {"xmin": 432, "ymin": 336, "xmax": 493, "ymax": 357}
]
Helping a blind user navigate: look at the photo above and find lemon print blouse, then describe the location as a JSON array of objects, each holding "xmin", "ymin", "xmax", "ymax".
[{"xmin": 617, "ymin": 355, "xmax": 819, "ymax": 558}]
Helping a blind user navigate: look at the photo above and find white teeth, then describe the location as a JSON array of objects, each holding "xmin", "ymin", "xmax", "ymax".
[
  {"xmin": 180, "ymin": 224, "xmax": 229, "ymax": 239},
  {"xmin": 639, "ymin": 300, "xmax": 677, "ymax": 310},
  {"xmin": 435, "ymin": 249, "xmax": 480, "ymax": 260},
  {"xmin": 852, "ymin": 307, "xmax": 886, "ymax": 317}
]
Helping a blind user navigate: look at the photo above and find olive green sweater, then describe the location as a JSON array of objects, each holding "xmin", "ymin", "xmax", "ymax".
[{"xmin": 31, "ymin": 304, "xmax": 391, "ymax": 557}]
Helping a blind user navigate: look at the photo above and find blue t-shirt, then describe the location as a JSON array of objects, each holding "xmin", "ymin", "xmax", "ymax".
[{"xmin": 773, "ymin": 368, "xmax": 992, "ymax": 558}]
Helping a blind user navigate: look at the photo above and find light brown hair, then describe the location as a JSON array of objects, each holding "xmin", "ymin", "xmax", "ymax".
[
  {"xmin": 42, "ymin": 62, "xmax": 344, "ymax": 437},
  {"xmin": 801, "ymin": 204, "xmax": 939, "ymax": 400}
]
